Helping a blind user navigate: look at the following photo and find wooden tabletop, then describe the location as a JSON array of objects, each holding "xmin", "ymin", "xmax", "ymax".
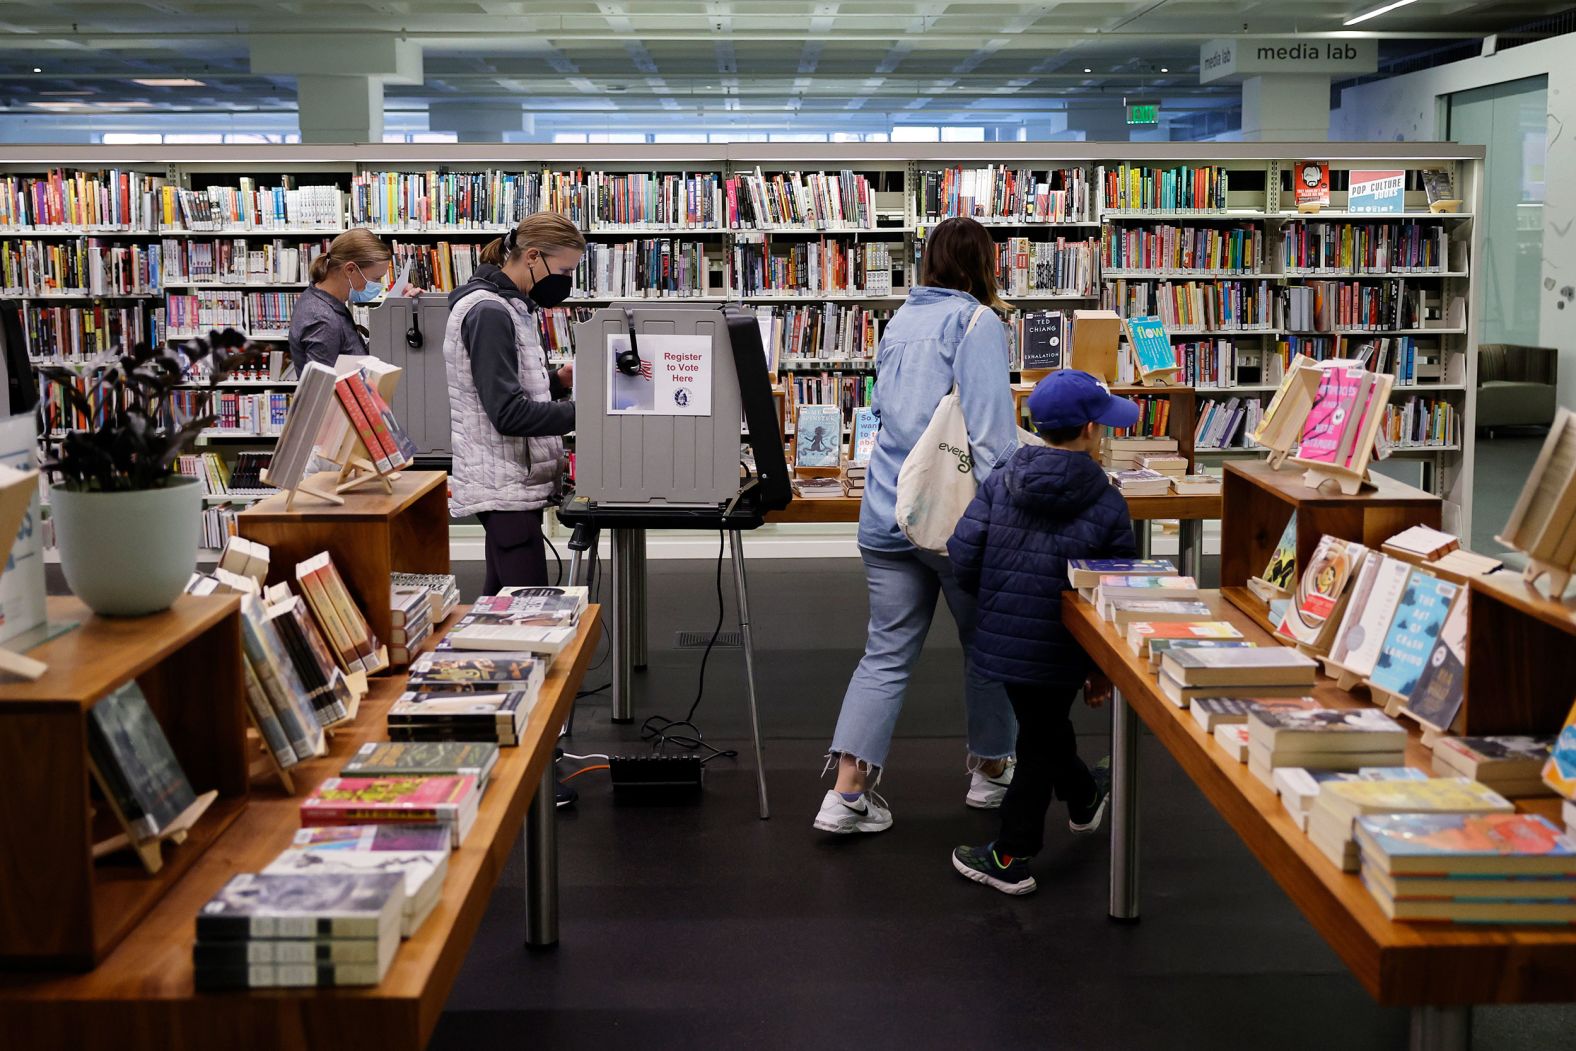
[
  {"xmin": 1226, "ymin": 457, "xmax": 1440, "ymax": 507},
  {"xmin": 0, "ymin": 606, "xmax": 603, "ymax": 1051},
  {"xmin": 1469, "ymin": 569, "xmax": 1576, "ymax": 636},
  {"xmin": 240, "ymin": 471, "xmax": 446, "ymax": 523},
  {"xmin": 765, "ymin": 490, "xmax": 1222, "ymax": 525},
  {"xmin": 1063, "ymin": 590, "xmax": 1576, "ymax": 1008}
]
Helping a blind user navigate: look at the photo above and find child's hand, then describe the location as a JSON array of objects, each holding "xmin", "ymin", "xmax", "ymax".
[{"xmin": 1083, "ymin": 671, "xmax": 1112, "ymax": 708}]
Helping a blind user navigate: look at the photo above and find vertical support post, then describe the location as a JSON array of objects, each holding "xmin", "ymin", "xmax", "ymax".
[
  {"xmin": 524, "ymin": 761, "xmax": 559, "ymax": 948},
  {"xmin": 631, "ymin": 528, "xmax": 648, "ymax": 670},
  {"xmin": 729, "ymin": 530, "xmax": 770, "ymax": 820},
  {"xmin": 1178, "ymin": 518, "xmax": 1202, "ymax": 581},
  {"xmin": 1133, "ymin": 519, "xmax": 1153, "ymax": 559},
  {"xmin": 611, "ymin": 529, "xmax": 636, "ymax": 724},
  {"xmin": 1109, "ymin": 686, "xmax": 1140, "ymax": 921},
  {"xmin": 1410, "ymin": 1006, "xmax": 1471, "ymax": 1051}
]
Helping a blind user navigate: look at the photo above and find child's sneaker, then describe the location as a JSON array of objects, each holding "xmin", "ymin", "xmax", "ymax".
[
  {"xmin": 1068, "ymin": 757, "xmax": 1112, "ymax": 833},
  {"xmin": 951, "ymin": 844, "xmax": 1037, "ymax": 895},
  {"xmin": 964, "ymin": 761, "xmax": 1015, "ymax": 809},
  {"xmin": 813, "ymin": 789, "xmax": 893, "ymax": 834}
]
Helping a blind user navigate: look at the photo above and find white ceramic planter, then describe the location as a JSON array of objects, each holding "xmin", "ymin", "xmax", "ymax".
[{"xmin": 51, "ymin": 476, "xmax": 202, "ymax": 616}]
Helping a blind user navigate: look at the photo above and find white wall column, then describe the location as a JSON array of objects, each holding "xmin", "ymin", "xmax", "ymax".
[
  {"xmin": 250, "ymin": 34, "xmax": 421, "ymax": 144},
  {"xmin": 427, "ymin": 102, "xmax": 525, "ymax": 143},
  {"xmin": 1240, "ymin": 74, "xmax": 1331, "ymax": 142}
]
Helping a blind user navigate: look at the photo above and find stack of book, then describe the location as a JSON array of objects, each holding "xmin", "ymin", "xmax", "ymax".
[
  {"xmin": 262, "ymin": 824, "xmax": 452, "ymax": 938},
  {"xmin": 1357, "ymin": 813, "xmax": 1576, "ymax": 923},
  {"xmin": 1432, "ymin": 736, "xmax": 1555, "ymax": 799},
  {"xmin": 1159, "ymin": 646, "xmax": 1319, "ymax": 709},
  {"xmin": 296, "ymin": 552, "xmax": 388, "ymax": 676},
  {"xmin": 841, "ymin": 463, "xmax": 866, "ymax": 497},
  {"xmin": 1382, "ymin": 524, "xmax": 1460, "ymax": 562},
  {"xmin": 1246, "ymin": 707, "xmax": 1408, "ymax": 789},
  {"xmin": 389, "ymin": 585, "xmax": 434, "ymax": 666},
  {"xmin": 439, "ymin": 588, "xmax": 588, "ymax": 661},
  {"xmin": 1093, "ymin": 574, "xmax": 1199, "ymax": 618},
  {"xmin": 1308, "ymin": 777, "xmax": 1514, "ymax": 871},
  {"xmin": 792, "ymin": 477, "xmax": 845, "ymax": 499},
  {"xmin": 1068, "ymin": 558, "xmax": 1177, "ymax": 596},
  {"xmin": 1191, "ymin": 695, "xmax": 1320, "ymax": 735},
  {"xmin": 192, "ymin": 872, "xmax": 405, "ymax": 989},
  {"xmin": 1113, "ymin": 468, "xmax": 1170, "ymax": 497},
  {"xmin": 1273, "ymin": 766, "xmax": 1425, "ymax": 831},
  {"xmin": 1172, "ymin": 473, "xmax": 1220, "ymax": 496},
  {"xmin": 389, "ymin": 689, "xmax": 541, "ymax": 747},
  {"xmin": 1426, "ymin": 548, "xmax": 1504, "ymax": 580},
  {"xmin": 1101, "ymin": 434, "xmax": 1178, "ymax": 471},
  {"xmin": 300, "ymin": 775, "xmax": 481, "ymax": 848},
  {"xmin": 1148, "ymin": 636, "xmax": 1254, "ymax": 674},
  {"xmin": 1127, "ymin": 619, "xmax": 1246, "ymax": 661},
  {"xmin": 1104, "ymin": 597, "xmax": 1214, "ymax": 632},
  {"xmin": 1138, "ymin": 453, "xmax": 1188, "ymax": 480},
  {"xmin": 342, "ymin": 740, "xmax": 500, "ymax": 792},
  {"xmin": 390, "ymin": 571, "xmax": 461, "ymax": 626}
]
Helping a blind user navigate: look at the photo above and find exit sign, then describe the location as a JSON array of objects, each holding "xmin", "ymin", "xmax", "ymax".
[{"xmin": 1126, "ymin": 101, "xmax": 1160, "ymax": 126}]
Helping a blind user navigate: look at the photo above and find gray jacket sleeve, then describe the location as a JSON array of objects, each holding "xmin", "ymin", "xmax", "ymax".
[{"xmin": 463, "ymin": 301, "xmax": 575, "ymax": 438}]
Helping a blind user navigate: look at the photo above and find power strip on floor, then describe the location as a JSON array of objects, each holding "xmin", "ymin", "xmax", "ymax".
[{"xmin": 609, "ymin": 754, "xmax": 704, "ymax": 803}]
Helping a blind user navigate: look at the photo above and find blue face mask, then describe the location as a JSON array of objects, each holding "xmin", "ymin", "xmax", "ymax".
[{"xmin": 347, "ymin": 265, "xmax": 385, "ymax": 303}]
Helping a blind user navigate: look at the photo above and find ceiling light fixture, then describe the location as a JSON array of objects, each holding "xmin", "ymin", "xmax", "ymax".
[
  {"xmin": 1344, "ymin": 0, "xmax": 1419, "ymax": 26},
  {"xmin": 132, "ymin": 78, "xmax": 207, "ymax": 87},
  {"xmin": 1160, "ymin": 68, "xmax": 1169, "ymax": 73},
  {"xmin": 32, "ymin": 67, "xmax": 42, "ymax": 73},
  {"xmin": 1083, "ymin": 68, "xmax": 1093, "ymax": 74}
]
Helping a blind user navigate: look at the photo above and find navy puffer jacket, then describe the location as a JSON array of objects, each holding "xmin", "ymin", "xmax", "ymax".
[{"xmin": 947, "ymin": 444, "xmax": 1137, "ymax": 686}]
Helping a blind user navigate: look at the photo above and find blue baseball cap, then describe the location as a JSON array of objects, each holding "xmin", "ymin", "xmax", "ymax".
[{"xmin": 1028, "ymin": 370, "xmax": 1140, "ymax": 432}]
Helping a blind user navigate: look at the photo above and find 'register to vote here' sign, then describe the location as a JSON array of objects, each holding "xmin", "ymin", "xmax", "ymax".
[{"xmin": 1199, "ymin": 38, "xmax": 1377, "ymax": 83}]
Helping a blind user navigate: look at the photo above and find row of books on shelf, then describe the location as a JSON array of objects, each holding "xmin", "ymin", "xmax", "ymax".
[
  {"xmin": 1075, "ymin": 558, "xmax": 1576, "ymax": 925},
  {"xmin": 1100, "ymin": 163, "xmax": 1230, "ymax": 213},
  {"xmin": 168, "ymin": 183, "xmax": 344, "ymax": 232},
  {"xmin": 168, "ymin": 389, "xmax": 293, "ymax": 437},
  {"xmin": 763, "ymin": 303, "xmax": 889, "ymax": 367},
  {"xmin": 181, "ymin": 582, "xmax": 586, "ymax": 989},
  {"xmin": 728, "ymin": 238, "xmax": 893, "ymax": 298},
  {"xmin": 161, "ymin": 237, "xmax": 327, "ymax": 285},
  {"xmin": 165, "ymin": 291, "xmax": 299, "ymax": 336},
  {"xmin": 176, "ymin": 450, "xmax": 276, "ymax": 497},
  {"xmin": 914, "ymin": 166, "xmax": 1094, "ymax": 224},
  {"xmin": 1194, "ymin": 397, "xmax": 1264, "ymax": 450},
  {"xmin": 0, "ymin": 172, "xmax": 349, "ymax": 234},
  {"xmin": 1280, "ymin": 221, "xmax": 1458, "ymax": 274},
  {"xmin": 0, "ymin": 238, "xmax": 162, "ymax": 297},
  {"xmin": 1101, "ymin": 278, "xmax": 1464, "ymax": 335},
  {"xmin": 1103, "ymin": 278, "xmax": 1276, "ymax": 331},
  {"xmin": 786, "ymin": 372, "xmax": 874, "ymax": 414},
  {"xmin": 1100, "ymin": 223, "xmax": 1264, "ymax": 274},
  {"xmin": 996, "ymin": 236, "xmax": 1098, "ymax": 297}
]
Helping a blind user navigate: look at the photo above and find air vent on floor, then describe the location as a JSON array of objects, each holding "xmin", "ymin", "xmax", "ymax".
[{"xmin": 675, "ymin": 630, "xmax": 742, "ymax": 649}]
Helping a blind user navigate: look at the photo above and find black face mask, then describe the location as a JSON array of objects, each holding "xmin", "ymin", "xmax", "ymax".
[{"xmin": 526, "ymin": 258, "xmax": 573, "ymax": 309}]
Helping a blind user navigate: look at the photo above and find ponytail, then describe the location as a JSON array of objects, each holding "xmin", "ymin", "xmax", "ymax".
[
  {"xmin": 311, "ymin": 228, "xmax": 392, "ymax": 286},
  {"xmin": 484, "ymin": 213, "xmax": 586, "ymax": 267}
]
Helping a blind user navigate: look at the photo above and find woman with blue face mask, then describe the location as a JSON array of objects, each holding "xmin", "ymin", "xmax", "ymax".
[{"xmin": 288, "ymin": 227, "xmax": 400, "ymax": 374}]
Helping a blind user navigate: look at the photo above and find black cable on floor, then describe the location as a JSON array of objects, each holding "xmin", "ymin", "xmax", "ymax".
[{"xmin": 638, "ymin": 531, "xmax": 735, "ymax": 764}]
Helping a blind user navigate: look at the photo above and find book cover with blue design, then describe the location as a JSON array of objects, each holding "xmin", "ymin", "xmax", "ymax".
[
  {"xmin": 850, "ymin": 407, "xmax": 878, "ymax": 466},
  {"xmin": 1369, "ymin": 573, "xmax": 1459, "ymax": 698},
  {"xmin": 794, "ymin": 405, "xmax": 843, "ymax": 468},
  {"xmin": 1544, "ymin": 697, "xmax": 1576, "ymax": 800},
  {"xmin": 1125, "ymin": 316, "xmax": 1178, "ymax": 380}
]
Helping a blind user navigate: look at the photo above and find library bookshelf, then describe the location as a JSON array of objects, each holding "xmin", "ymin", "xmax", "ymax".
[{"xmin": 0, "ymin": 142, "xmax": 1483, "ymax": 537}]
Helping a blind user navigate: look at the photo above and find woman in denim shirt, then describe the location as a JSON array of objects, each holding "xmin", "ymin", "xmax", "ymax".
[{"xmin": 814, "ymin": 217, "xmax": 1020, "ymax": 834}]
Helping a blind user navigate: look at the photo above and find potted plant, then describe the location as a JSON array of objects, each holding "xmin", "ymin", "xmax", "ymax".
[{"xmin": 39, "ymin": 331, "xmax": 262, "ymax": 616}]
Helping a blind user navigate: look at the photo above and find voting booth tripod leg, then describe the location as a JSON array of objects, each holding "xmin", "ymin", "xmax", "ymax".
[
  {"xmin": 1178, "ymin": 518, "xmax": 1202, "ymax": 580},
  {"xmin": 729, "ymin": 530, "xmax": 770, "ymax": 820},
  {"xmin": 563, "ymin": 522, "xmax": 600, "ymax": 739},
  {"xmin": 524, "ymin": 760, "xmax": 559, "ymax": 949},
  {"xmin": 611, "ymin": 529, "xmax": 638, "ymax": 724},
  {"xmin": 1410, "ymin": 1006, "xmax": 1471, "ymax": 1051},
  {"xmin": 631, "ymin": 528, "xmax": 648, "ymax": 671},
  {"xmin": 1133, "ymin": 520, "xmax": 1153, "ymax": 559}
]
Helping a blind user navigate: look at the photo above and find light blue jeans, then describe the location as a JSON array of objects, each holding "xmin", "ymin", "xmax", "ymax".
[{"xmin": 829, "ymin": 546, "xmax": 1017, "ymax": 772}]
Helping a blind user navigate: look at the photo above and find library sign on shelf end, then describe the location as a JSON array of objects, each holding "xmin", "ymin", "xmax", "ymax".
[{"xmin": 1199, "ymin": 38, "xmax": 1378, "ymax": 84}]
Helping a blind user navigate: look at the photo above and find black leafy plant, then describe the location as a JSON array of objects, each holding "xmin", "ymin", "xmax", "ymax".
[{"xmin": 39, "ymin": 329, "xmax": 265, "ymax": 493}]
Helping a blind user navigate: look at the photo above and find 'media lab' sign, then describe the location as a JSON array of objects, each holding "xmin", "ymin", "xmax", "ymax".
[{"xmin": 1199, "ymin": 38, "xmax": 1378, "ymax": 84}]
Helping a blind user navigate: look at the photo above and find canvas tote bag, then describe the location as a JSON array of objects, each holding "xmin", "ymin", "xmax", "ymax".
[{"xmin": 894, "ymin": 305, "xmax": 1020, "ymax": 553}]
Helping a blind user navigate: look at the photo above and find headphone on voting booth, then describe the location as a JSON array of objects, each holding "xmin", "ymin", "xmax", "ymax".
[{"xmin": 616, "ymin": 305, "xmax": 644, "ymax": 377}]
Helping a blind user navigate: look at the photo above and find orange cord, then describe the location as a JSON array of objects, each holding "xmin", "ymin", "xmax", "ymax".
[{"xmin": 561, "ymin": 763, "xmax": 610, "ymax": 782}]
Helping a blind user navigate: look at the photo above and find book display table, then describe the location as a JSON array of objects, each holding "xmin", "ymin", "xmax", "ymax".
[
  {"xmin": 1064, "ymin": 590, "xmax": 1576, "ymax": 1048},
  {"xmin": 0, "ymin": 607, "xmax": 602, "ymax": 1051},
  {"xmin": 238, "ymin": 471, "xmax": 450, "ymax": 655}
]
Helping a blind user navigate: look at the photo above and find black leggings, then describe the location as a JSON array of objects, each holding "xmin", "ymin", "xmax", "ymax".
[
  {"xmin": 477, "ymin": 509, "xmax": 549, "ymax": 594},
  {"xmin": 995, "ymin": 682, "xmax": 1096, "ymax": 858}
]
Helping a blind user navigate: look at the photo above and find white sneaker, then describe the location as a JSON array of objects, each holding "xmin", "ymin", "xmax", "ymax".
[
  {"xmin": 965, "ymin": 762, "xmax": 1015, "ymax": 809},
  {"xmin": 813, "ymin": 789, "xmax": 893, "ymax": 834}
]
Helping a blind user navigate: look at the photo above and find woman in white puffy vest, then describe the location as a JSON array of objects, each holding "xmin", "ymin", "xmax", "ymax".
[{"xmin": 443, "ymin": 213, "xmax": 587, "ymax": 592}]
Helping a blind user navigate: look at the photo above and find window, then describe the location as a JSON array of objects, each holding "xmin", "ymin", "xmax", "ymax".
[
  {"xmin": 654, "ymin": 133, "xmax": 706, "ymax": 142},
  {"xmin": 100, "ymin": 133, "xmax": 162, "ymax": 144},
  {"xmin": 941, "ymin": 126, "xmax": 985, "ymax": 142},
  {"xmin": 164, "ymin": 133, "xmax": 223, "ymax": 144},
  {"xmin": 891, "ymin": 126, "xmax": 938, "ymax": 142},
  {"xmin": 553, "ymin": 132, "xmax": 589, "ymax": 143}
]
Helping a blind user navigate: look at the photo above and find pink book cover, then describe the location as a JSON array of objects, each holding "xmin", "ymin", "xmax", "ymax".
[
  {"xmin": 1298, "ymin": 367, "xmax": 1359, "ymax": 464},
  {"xmin": 1342, "ymin": 374, "xmax": 1382, "ymax": 470},
  {"xmin": 300, "ymin": 775, "xmax": 477, "ymax": 822}
]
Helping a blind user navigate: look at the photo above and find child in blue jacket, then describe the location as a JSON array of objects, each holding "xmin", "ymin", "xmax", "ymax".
[{"xmin": 946, "ymin": 369, "xmax": 1140, "ymax": 895}]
